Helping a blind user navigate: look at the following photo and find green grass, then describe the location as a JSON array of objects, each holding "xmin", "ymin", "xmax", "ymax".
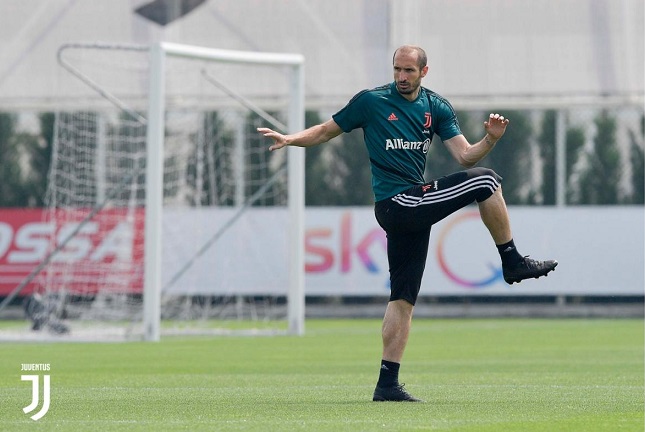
[{"xmin": 1, "ymin": 319, "xmax": 643, "ymax": 431}]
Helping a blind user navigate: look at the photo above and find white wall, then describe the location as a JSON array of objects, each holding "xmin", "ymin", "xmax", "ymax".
[{"xmin": 0, "ymin": 0, "xmax": 642, "ymax": 110}]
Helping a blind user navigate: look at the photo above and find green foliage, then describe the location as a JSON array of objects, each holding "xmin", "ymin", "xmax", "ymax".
[
  {"xmin": 0, "ymin": 113, "xmax": 53, "ymax": 207},
  {"xmin": 628, "ymin": 114, "xmax": 644, "ymax": 204},
  {"xmin": 577, "ymin": 110, "xmax": 621, "ymax": 204},
  {"xmin": 11, "ymin": 132, "xmax": 43, "ymax": 207},
  {"xmin": 476, "ymin": 110, "xmax": 533, "ymax": 204},
  {"xmin": 304, "ymin": 111, "xmax": 372, "ymax": 206},
  {"xmin": 244, "ymin": 112, "xmax": 277, "ymax": 206},
  {"xmin": 0, "ymin": 108, "xmax": 642, "ymax": 209},
  {"xmin": 430, "ymin": 109, "xmax": 534, "ymax": 205},
  {"xmin": 304, "ymin": 110, "xmax": 336, "ymax": 205},
  {"xmin": 32, "ymin": 113, "xmax": 55, "ymax": 205},
  {"xmin": 565, "ymin": 126, "xmax": 586, "ymax": 204},
  {"xmin": 537, "ymin": 110, "xmax": 588, "ymax": 205},
  {"xmin": 326, "ymin": 129, "xmax": 372, "ymax": 205},
  {"xmin": 200, "ymin": 111, "xmax": 236, "ymax": 206},
  {"xmin": 538, "ymin": 110, "xmax": 557, "ymax": 205},
  {"xmin": 0, "ymin": 113, "xmax": 28, "ymax": 206}
]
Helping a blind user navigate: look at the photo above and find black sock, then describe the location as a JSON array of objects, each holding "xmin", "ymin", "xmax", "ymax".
[
  {"xmin": 377, "ymin": 360, "xmax": 400, "ymax": 388},
  {"xmin": 496, "ymin": 239, "xmax": 523, "ymax": 268}
]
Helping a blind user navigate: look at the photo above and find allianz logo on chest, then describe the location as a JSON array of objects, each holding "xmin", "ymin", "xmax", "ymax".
[{"xmin": 384, "ymin": 138, "xmax": 431, "ymax": 153}]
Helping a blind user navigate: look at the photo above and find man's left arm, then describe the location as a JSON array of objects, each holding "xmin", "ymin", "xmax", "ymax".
[{"xmin": 443, "ymin": 113, "xmax": 509, "ymax": 168}]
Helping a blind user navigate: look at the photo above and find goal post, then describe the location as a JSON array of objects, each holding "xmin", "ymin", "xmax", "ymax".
[
  {"xmin": 0, "ymin": 42, "xmax": 306, "ymax": 342},
  {"xmin": 144, "ymin": 42, "xmax": 305, "ymax": 340}
]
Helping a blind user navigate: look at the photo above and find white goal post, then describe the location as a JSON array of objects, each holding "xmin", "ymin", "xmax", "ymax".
[
  {"xmin": 144, "ymin": 43, "xmax": 305, "ymax": 341},
  {"xmin": 143, "ymin": 43, "xmax": 306, "ymax": 341}
]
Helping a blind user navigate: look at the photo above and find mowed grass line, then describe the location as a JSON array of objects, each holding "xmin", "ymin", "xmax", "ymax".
[{"xmin": 0, "ymin": 319, "xmax": 642, "ymax": 431}]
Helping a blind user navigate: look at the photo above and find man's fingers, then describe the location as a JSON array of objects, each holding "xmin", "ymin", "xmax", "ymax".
[
  {"xmin": 258, "ymin": 126, "xmax": 288, "ymax": 151},
  {"xmin": 257, "ymin": 127, "xmax": 281, "ymax": 137},
  {"xmin": 484, "ymin": 113, "xmax": 510, "ymax": 141},
  {"xmin": 489, "ymin": 113, "xmax": 509, "ymax": 124},
  {"xmin": 257, "ymin": 127, "xmax": 275, "ymax": 137},
  {"xmin": 258, "ymin": 127, "xmax": 279, "ymax": 142},
  {"xmin": 269, "ymin": 141, "xmax": 287, "ymax": 151}
]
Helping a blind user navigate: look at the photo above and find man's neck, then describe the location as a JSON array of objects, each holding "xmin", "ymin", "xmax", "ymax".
[
  {"xmin": 393, "ymin": 82, "xmax": 421, "ymax": 101},
  {"xmin": 399, "ymin": 89, "xmax": 420, "ymax": 102}
]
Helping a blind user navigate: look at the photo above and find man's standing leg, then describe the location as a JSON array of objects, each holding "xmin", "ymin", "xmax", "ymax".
[
  {"xmin": 373, "ymin": 228, "xmax": 427, "ymax": 402},
  {"xmin": 373, "ymin": 299, "xmax": 423, "ymax": 402},
  {"xmin": 377, "ymin": 300, "xmax": 414, "ymax": 392},
  {"xmin": 381, "ymin": 300, "xmax": 414, "ymax": 364}
]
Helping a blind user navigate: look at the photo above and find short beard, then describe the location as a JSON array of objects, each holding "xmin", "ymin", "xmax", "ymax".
[{"xmin": 396, "ymin": 82, "xmax": 418, "ymax": 95}]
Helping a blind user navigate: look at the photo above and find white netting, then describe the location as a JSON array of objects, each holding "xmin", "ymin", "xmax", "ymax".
[{"xmin": 10, "ymin": 44, "xmax": 299, "ymax": 340}]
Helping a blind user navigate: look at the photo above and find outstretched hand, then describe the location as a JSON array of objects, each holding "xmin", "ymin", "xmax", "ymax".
[
  {"xmin": 484, "ymin": 113, "xmax": 510, "ymax": 141},
  {"xmin": 257, "ymin": 127, "xmax": 287, "ymax": 151}
]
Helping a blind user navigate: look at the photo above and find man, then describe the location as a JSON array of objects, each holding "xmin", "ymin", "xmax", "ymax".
[{"xmin": 258, "ymin": 45, "xmax": 557, "ymax": 402}]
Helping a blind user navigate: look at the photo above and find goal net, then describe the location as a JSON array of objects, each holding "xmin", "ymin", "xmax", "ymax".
[{"xmin": 12, "ymin": 43, "xmax": 305, "ymax": 341}]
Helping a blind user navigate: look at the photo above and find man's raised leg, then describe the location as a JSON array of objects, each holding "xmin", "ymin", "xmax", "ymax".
[{"xmin": 478, "ymin": 187, "xmax": 558, "ymax": 284}]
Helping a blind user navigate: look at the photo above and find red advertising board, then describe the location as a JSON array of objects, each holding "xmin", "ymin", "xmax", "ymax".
[{"xmin": 0, "ymin": 208, "xmax": 145, "ymax": 297}]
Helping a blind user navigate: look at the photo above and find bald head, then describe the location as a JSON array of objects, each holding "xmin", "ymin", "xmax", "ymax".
[{"xmin": 393, "ymin": 45, "xmax": 428, "ymax": 70}]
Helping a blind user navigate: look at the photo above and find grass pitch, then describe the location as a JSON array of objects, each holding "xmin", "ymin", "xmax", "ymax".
[{"xmin": 1, "ymin": 318, "xmax": 643, "ymax": 431}]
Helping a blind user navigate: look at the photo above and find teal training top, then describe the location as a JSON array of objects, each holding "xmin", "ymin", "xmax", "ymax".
[{"xmin": 332, "ymin": 82, "xmax": 462, "ymax": 201}]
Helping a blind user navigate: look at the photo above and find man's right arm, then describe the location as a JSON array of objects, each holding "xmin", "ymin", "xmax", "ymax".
[{"xmin": 258, "ymin": 119, "xmax": 343, "ymax": 152}]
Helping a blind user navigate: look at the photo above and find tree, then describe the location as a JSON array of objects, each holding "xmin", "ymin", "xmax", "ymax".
[
  {"xmin": 304, "ymin": 111, "xmax": 372, "ymax": 206},
  {"xmin": 628, "ymin": 114, "xmax": 644, "ymax": 204},
  {"xmin": 28, "ymin": 112, "xmax": 56, "ymax": 206},
  {"xmin": 304, "ymin": 110, "xmax": 337, "ymax": 206},
  {"xmin": 564, "ymin": 126, "xmax": 586, "ymax": 205},
  {"xmin": 539, "ymin": 110, "xmax": 588, "ymax": 205},
  {"xmin": 0, "ymin": 113, "xmax": 28, "ymax": 206},
  {"xmin": 0, "ymin": 112, "xmax": 76, "ymax": 208},
  {"xmin": 577, "ymin": 110, "xmax": 621, "ymax": 204},
  {"xmin": 538, "ymin": 110, "xmax": 557, "ymax": 205},
  {"xmin": 12, "ymin": 131, "xmax": 44, "ymax": 207},
  {"xmin": 245, "ymin": 112, "xmax": 280, "ymax": 207},
  {"xmin": 327, "ymin": 130, "xmax": 372, "ymax": 205},
  {"xmin": 474, "ymin": 110, "xmax": 532, "ymax": 204}
]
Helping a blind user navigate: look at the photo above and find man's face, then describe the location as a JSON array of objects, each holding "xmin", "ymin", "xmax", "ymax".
[{"xmin": 393, "ymin": 50, "xmax": 428, "ymax": 100}]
